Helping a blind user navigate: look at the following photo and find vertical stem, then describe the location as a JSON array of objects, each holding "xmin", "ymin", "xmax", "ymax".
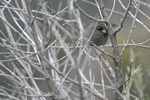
[
  {"xmin": 25, "ymin": 0, "xmax": 59, "ymax": 99},
  {"xmin": 97, "ymin": 0, "xmax": 123, "ymax": 99},
  {"xmin": 110, "ymin": 34, "xmax": 123, "ymax": 100}
]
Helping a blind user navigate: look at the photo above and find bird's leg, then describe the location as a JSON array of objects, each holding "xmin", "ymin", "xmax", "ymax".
[{"xmin": 99, "ymin": 45, "xmax": 106, "ymax": 60}]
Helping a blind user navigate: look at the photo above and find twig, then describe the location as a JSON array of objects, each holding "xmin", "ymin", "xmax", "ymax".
[
  {"xmin": 120, "ymin": 60, "xmax": 132, "ymax": 87},
  {"xmin": 120, "ymin": 0, "xmax": 138, "ymax": 56},
  {"xmin": 92, "ymin": 46, "xmax": 115, "ymax": 81},
  {"xmin": 113, "ymin": 0, "xmax": 133, "ymax": 35},
  {"xmin": 43, "ymin": 57, "xmax": 108, "ymax": 100},
  {"xmin": 91, "ymin": 42, "xmax": 115, "ymax": 59},
  {"xmin": 73, "ymin": 1, "xmax": 106, "ymax": 22}
]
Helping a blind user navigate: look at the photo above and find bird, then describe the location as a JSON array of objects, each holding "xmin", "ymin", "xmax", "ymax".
[{"xmin": 84, "ymin": 23, "xmax": 108, "ymax": 46}]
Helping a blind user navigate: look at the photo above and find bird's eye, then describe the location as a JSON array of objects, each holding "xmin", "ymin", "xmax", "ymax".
[{"xmin": 97, "ymin": 26, "xmax": 101, "ymax": 30}]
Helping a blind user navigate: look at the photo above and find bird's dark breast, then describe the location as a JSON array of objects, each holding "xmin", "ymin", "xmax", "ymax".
[
  {"xmin": 90, "ymin": 32, "xmax": 108, "ymax": 46},
  {"xmin": 104, "ymin": 33, "xmax": 108, "ymax": 37}
]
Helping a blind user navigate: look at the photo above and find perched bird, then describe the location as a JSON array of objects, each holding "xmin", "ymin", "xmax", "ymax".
[{"xmin": 85, "ymin": 23, "xmax": 108, "ymax": 46}]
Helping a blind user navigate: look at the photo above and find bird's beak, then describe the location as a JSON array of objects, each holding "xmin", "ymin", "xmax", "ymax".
[{"xmin": 102, "ymin": 29, "xmax": 107, "ymax": 33}]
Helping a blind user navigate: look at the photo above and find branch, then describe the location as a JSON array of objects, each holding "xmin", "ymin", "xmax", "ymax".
[
  {"xmin": 73, "ymin": 1, "xmax": 106, "ymax": 22},
  {"xmin": 113, "ymin": 0, "xmax": 133, "ymax": 35}
]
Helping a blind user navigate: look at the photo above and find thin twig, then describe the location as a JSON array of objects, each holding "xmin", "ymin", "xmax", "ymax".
[
  {"xmin": 113, "ymin": 0, "xmax": 133, "ymax": 35},
  {"xmin": 120, "ymin": 0, "xmax": 138, "ymax": 56},
  {"xmin": 73, "ymin": 1, "xmax": 106, "ymax": 22},
  {"xmin": 120, "ymin": 60, "xmax": 132, "ymax": 87}
]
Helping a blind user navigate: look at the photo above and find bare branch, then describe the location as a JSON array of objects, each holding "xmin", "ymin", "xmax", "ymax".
[{"xmin": 113, "ymin": 0, "xmax": 133, "ymax": 35}]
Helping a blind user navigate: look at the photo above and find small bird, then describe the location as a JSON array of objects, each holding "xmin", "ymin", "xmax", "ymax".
[{"xmin": 85, "ymin": 23, "xmax": 108, "ymax": 46}]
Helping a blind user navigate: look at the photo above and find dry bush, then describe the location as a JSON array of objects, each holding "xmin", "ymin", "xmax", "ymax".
[{"xmin": 0, "ymin": 0, "xmax": 150, "ymax": 100}]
